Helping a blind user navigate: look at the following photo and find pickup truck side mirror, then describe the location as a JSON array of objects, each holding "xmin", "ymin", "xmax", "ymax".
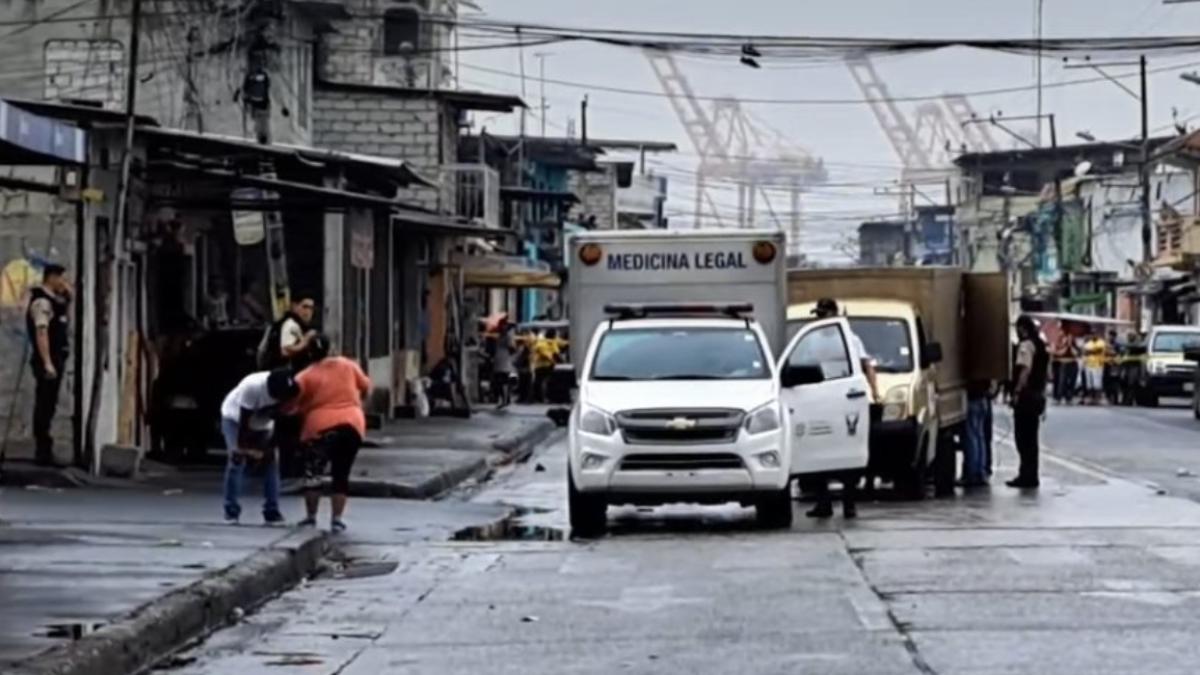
[
  {"xmin": 781, "ymin": 364, "xmax": 824, "ymax": 388},
  {"xmin": 922, "ymin": 342, "xmax": 944, "ymax": 368}
]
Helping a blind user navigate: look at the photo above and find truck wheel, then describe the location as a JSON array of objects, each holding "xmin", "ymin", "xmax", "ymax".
[
  {"xmin": 755, "ymin": 485, "xmax": 794, "ymax": 529},
  {"xmin": 568, "ymin": 471, "xmax": 606, "ymax": 537},
  {"xmin": 933, "ymin": 428, "xmax": 958, "ymax": 498},
  {"xmin": 897, "ymin": 436, "xmax": 929, "ymax": 501}
]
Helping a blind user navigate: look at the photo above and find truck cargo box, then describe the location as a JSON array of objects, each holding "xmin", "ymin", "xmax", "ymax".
[
  {"xmin": 787, "ymin": 267, "xmax": 1009, "ymax": 425},
  {"xmin": 568, "ymin": 230, "xmax": 788, "ymax": 368}
]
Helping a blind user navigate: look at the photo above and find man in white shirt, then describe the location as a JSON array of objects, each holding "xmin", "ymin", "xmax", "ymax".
[
  {"xmin": 221, "ymin": 369, "xmax": 298, "ymax": 524},
  {"xmin": 814, "ymin": 298, "xmax": 880, "ymax": 401}
]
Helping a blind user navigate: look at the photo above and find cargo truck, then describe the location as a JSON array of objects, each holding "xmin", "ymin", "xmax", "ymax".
[{"xmin": 786, "ymin": 267, "xmax": 1009, "ymax": 497}]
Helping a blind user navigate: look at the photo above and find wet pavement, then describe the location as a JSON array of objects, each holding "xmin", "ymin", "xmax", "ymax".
[
  {"xmin": 0, "ymin": 485, "xmax": 507, "ymax": 670},
  {"xmin": 155, "ymin": 405, "xmax": 1200, "ymax": 674}
]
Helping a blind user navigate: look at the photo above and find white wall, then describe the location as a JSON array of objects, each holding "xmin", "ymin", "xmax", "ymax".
[{"xmin": 1086, "ymin": 171, "xmax": 1195, "ymax": 277}]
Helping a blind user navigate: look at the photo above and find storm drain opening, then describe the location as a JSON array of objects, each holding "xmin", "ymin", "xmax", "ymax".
[
  {"xmin": 36, "ymin": 621, "xmax": 106, "ymax": 640},
  {"xmin": 452, "ymin": 511, "xmax": 565, "ymax": 542}
]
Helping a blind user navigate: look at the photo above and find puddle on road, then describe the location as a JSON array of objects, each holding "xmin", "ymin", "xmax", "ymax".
[
  {"xmin": 452, "ymin": 511, "xmax": 565, "ymax": 542},
  {"xmin": 35, "ymin": 621, "xmax": 106, "ymax": 640}
]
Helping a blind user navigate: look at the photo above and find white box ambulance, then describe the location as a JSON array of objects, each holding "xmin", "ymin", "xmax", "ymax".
[{"xmin": 565, "ymin": 230, "xmax": 872, "ymax": 534}]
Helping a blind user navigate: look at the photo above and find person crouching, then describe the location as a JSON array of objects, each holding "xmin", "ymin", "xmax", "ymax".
[{"xmin": 220, "ymin": 368, "xmax": 300, "ymax": 525}]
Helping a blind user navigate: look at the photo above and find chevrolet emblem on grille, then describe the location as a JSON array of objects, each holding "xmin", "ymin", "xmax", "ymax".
[{"xmin": 665, "ymin": 417, "xmax": 698, "ymax": 430}]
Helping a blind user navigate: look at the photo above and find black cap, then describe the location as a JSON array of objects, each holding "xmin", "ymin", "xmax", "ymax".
[
  {"xmin": 266, "ymin": 369, "xmax": 299, "ymax": 401},
  {"xmin": 43, "ymin": 263, "xmax": 66, "ymax": 277},
  {"xmin": 813, "ymin": 298, "xmax": 839, "ymax": 316}
]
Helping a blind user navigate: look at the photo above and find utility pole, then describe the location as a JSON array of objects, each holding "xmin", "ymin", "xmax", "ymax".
[
  {"xmin": 1035, "ymin": 0, "xmax": 1044, "ymax": 146},
  {"xmin": 581, "ymin": 95, "xmax": 589, "ymax": 145},
  {"xmin": 112, "ymin": 0, "xmax": 142, "ymax": 266},
  {"xmin": 1140, "ymin": 54, "xmax": 1151, "ymax": 265},
  {"xmin": 86, "ymin": 0, "xmax": 142, "ymax": 470},
  {"xmin": 534, "ymin": 52, "xmax": 551, "ymax": 137}
]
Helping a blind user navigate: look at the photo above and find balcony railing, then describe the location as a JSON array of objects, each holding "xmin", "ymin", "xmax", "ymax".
[
  {"xmin": 441, "ymin": 164, "xmax": 499, "ymax": 229},
  {"xmin": 1156, "ymin": 215, "xmax": 1200, "ymax": 270}
]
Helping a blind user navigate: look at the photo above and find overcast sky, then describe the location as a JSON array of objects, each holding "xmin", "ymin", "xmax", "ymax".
[{"xmin": 459, "ymin": 0, "xmax": 1200, "ymax": 260}]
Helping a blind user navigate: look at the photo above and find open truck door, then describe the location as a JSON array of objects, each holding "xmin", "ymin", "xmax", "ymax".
[
  {"xmin": 964, "ymin": 272, "xmax": 1011, "ymax": 384},
  {"xmin": 780, "ymin": 318, "xmax": 871, "ymax": 477}
]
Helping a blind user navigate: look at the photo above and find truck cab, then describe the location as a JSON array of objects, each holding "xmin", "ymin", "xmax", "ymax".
[
  {"xmin": 1140, "ymin": 325, "xmax": 1200, "ymax": 407},
  {"xmin": 787, "ymin": 300, "xmax": 944, "ymax": 495},
  {"xmin": 568, "ymin": 303, "xmax": 872, "ymax": 535}
]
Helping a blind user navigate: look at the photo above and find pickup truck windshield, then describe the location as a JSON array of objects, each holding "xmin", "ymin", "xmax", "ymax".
[
  {"xmin": 1152, "ymin": 332, "xmax": 1200, "ymax": 353},
  {"xmin": 787, "ymin": 318, "xmax": 913, "ymax": 373},
  {"xmin": 590, "ymin": 327, "xmax": 770, "ymax": 381},
  {"xmin": 850, "ymin": 318, "xmax": 913, "ymax": 373}
]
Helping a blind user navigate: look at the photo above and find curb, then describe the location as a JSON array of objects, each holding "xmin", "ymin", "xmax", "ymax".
[
  {"xmin": 0, "ymin": 463, "xmax": 90, "ymax": 489},
  {"xmin": 288, "ymin": 419, "xmax": 559, "ymax": 500},
  {"xmin": 8, "ymin": 531, "xmax": 328, "ymax": 675},
  {"xmin": 492, "ymin": 419, "xmax": 557, "ymax": 464}
]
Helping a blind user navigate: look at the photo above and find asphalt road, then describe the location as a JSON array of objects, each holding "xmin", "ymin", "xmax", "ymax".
[{"xmin": 162, "ymin": 409, "xmax": 1200, "ymax": 675}]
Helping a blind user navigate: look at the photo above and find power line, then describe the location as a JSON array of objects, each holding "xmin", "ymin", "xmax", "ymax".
[
  {"xmin": 435, "ymin": 16, "xmax": 1200, "ymax": 58},
  {"xmin": 446, "ymin": 56, "xmax": 1200, "ymax": 106}
]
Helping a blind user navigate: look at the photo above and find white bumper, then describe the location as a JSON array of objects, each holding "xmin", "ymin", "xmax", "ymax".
[{"xmin": 569, "ymin": 428, "xmax": 789, "ymax": 498}]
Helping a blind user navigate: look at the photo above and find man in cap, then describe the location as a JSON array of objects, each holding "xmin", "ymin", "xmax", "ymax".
[
  {"xmin": 813, "ymin": 298, "xmax": 879, "ymax": 401},
  {"xmin": 219, "ymin": 368, "xmax": 300, "ymax": 524},
  {"xmin": 26, "ymin": 263, "xmax": 72, "ymax": 466}
]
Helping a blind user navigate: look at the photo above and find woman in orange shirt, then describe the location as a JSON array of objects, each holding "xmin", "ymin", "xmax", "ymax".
[{"xmin": 288, "ymin": 335, "xmax": 371, "ymax": 533}]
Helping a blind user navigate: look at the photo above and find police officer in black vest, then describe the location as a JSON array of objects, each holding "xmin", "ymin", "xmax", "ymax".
[
  {"xmin": 26, "ymin": 264, "xmax": 72, "ymax": 466},
  {"xmin": 1009, "ymin": 315, "xmax": 1049, "ymax": 489}
]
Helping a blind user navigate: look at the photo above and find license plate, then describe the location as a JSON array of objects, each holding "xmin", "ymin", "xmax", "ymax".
[{"xmin": 1185, "ymin": 383, "xmax": 1194, "ymax": 394}]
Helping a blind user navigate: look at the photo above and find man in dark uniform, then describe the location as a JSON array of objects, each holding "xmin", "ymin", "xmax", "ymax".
[
  {"xmin": 26, "ymin": 264, "xmax": 72, "ymax": 466},
  {"xmin": 1009, "ymin": 315, "xmax": 1049, "ymax": 488}
]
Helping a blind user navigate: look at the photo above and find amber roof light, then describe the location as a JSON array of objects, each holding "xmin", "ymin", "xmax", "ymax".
[
  {"xmin": 579, "ymin": 243, "xmax": 603, "ymax": 266},
  {"xmin": 752, "ymin": 241, "xmax": 777, "ymax": 265}
]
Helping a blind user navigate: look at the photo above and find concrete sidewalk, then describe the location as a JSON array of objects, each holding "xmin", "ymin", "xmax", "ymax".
[
  {"xmin": 2, "ymin": 405, "xmax": 557, "ymax": 500},
  {"xmin": 342, "ymin": 405, "xmax": 557, "ymax": 499},
  {"xmin": 0, "ymin": 487, "xmax": 328, "ymax": 675}
]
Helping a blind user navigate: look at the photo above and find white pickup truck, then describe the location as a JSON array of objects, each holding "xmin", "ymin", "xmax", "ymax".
[{"xmin": 564, "ymin": 231, "xmax": 873, "ymax": 534}]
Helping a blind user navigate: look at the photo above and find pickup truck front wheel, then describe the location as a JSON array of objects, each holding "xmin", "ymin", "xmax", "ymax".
[
  {"xmin": 568, "ymin": 471, "xmax": 607, "ymax": 537},
  {"xmin": 755, "ymin": 485, "xmax": 794, "ymax": 529}
]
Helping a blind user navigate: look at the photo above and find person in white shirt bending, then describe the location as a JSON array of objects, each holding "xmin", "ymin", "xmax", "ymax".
[{"xmin": 220, "ymin": 369, "xmax": 299, "ymax": 525}]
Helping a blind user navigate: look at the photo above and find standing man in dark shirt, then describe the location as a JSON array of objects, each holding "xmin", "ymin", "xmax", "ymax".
[
  {"xmin": 26, "ymin": 264, "xmax": 72, "ymax": 466},
  {"xmin": 1009, "ymin": 315, "xmax": 1049, "ymax": 489}
]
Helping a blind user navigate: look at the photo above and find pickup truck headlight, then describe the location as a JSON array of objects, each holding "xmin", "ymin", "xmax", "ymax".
[
  {"xmin": 579, "ymin": 406, "xmax": 616, "ymax": 436},
  {"xmin": 882, "ymin": 386, "xmax": 909, "ymax": 422},
  {"xmin": 1149, "ymin": 361, "xmax": 1166, "ymax": 375},
  {"xmin": 744, "ymin": 403, "xmax": 782, "ymax": 436}
]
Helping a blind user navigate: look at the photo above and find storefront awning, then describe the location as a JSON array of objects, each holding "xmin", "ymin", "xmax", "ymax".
[
  {"xmin": 0, "ymin": 99, "xmax": 87, "ymax": 165},
  {"xmin": 458, "ymin": 254, "xmax": 561, "ymax": 289}
]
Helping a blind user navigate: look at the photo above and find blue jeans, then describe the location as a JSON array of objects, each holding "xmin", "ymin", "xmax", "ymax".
[
  {"xmin": 963, "ymin": 398, "xmax": 990, "ymax": 483},
  {"xmin": 221, "ymin": 418, "xmax": 281, "ymax": 520}
]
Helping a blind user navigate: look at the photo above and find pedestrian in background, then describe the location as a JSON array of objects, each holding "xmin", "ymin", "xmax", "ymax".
[
  {"xmin": 514, "ymin": 327, "xmax": 533, "ymax": 403},
  {"xmin": 493, "ymin": 322, "xmax": 517, "ymax": 408},
  {"xmin": 219, "ymin": 368, "xmax": 299, "ymax": 524},
  {"xmin": 1082, "ymin": 332, "xmax": 1107, "ymax": 405},
  {"xmin": 257, "ymin": 296, "xmax": 317, "ymax": 370},
  {"xmin": 531, "ymin": 329, "xmax": 559, "ymax": 403},
  {"xmin": 26, "ymin": 263, "xmax": 72, "ymax": 466},
  {"xmin": 960, "ymin": 380, "xmax": 992, "ymax": 487},
  {"xmin": 288, "ymin": 335, "xmax": 370, "ymax": 533},
  {"xmin": 1009, "ymin": 316, "xmax": 1049, "ymax": 489},
  {"xmin": 1051, "ymin": 331, "xmax": 1078, "ymax": 405}
]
